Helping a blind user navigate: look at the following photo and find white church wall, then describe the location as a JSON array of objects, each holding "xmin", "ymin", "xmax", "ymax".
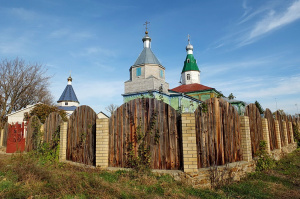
[
  {"xmin": 181, "ymin": 71, "xmax": 200, "ymax": 85},
  {"xmin": 144, "ymin": 64, "xmax": 165, "ymax": 80}
]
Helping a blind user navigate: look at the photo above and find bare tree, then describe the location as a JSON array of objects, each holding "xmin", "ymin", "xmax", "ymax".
[
  {"xmin": 0, "ymin": 58, "xmax": 53, "ymax": 125},
  {"xmin": 105, "ymin": 104, "xmax": 118, "ymax": 116}
]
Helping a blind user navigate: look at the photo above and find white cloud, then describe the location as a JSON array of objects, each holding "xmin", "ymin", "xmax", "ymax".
[
  {"xmin": 211, "ymin": 1, "xmax": 300, "ymax": 49},
  {"xmin": 243, "ymin": 0, "xmax": 300, "ymax": 45}
]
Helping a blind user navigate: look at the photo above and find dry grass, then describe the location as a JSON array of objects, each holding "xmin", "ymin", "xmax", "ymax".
[{"xmin": 0, "ymin": 149, "xmax": 300, "ymax": 198}]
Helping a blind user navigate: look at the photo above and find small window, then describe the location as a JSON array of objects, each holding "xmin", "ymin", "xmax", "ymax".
[
  {"xmin": 187, "ymin": 74, "xmax": 190, "ymax": 80},
  {"xmin": 160, "ymin": 69, "xmax": 163, "ymax": 78},
  {"xmin": 136, "ymin": 67, "xmax": 141, "ymax": 76},
  {"xmin": 187, "ymin": 59, "xmax": 190, "ymax": 63},
  {"xmin": 65, "ymin": 102, "xmax": 68, "ymax": 105}
]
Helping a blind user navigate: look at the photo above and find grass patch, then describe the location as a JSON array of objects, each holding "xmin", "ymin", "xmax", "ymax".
[{"xmin": 0, "ymin": 149, "xmax": 299, "ymax": 198}]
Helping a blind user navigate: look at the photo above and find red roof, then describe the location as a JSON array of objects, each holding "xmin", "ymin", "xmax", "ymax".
[{"xmin": 170, "ymin": 83, "xmax": 214, "ymax": 93}]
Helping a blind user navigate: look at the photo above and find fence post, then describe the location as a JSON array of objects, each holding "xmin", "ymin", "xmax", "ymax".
[
  {"xmin": 289, "ymin": 122, "xmax": 294, "ymax": 143},
  {"xmin": 59, "ymin": 122, "xmax": 68, "ymax": 161},
  {"xmin": 261, "ymin": 118, "xmax": 271, "ymax": 154},
  {"xmin": 240, "ymin": 116, "xmax": 252, "ymax": 162},
  {"xmin": 282, "ymin": 121, "xmax": 288, "ymax": 146},
  {"xmin": 0, "ymin": 129, "xmax": 3, "ymax": 147},
  {"xmin": 181, "ymin": 113, "xmax": 198, "ymax": 173},
  {"xmin": 96, "ymin": 118, "xmax": 109, "ymax": 168},
  {"xmin": 274, "ymin": 120, "xmax": 282, "ymax": 150},
  {"xmin": 40, "ymin": 124, "xmax": 44, "ymax": 142}
]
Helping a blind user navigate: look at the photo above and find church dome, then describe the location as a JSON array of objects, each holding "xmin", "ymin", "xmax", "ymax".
[{"xmin": 186, "ymin": 43, "xmax": 193, "ymax": 51}]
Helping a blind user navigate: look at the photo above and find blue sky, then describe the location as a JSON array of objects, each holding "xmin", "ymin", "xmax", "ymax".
[{"xmin": 1, "ymin": 0, "xmax": 300, "ymax": 115}]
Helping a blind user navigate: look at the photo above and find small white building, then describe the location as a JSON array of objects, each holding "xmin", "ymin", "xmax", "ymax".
[
  {"xmin": 97, "ymin": 111, "xmax": 109, "ymax": 119},
  {"xmin": 6, "ymin": 103, "xmax": 41, "ymax": 124}
]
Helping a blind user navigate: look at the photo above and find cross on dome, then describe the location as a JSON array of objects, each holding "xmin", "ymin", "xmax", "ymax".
[{"xmin": 144, "ymin": 21, "xmax": 150, "ymax": 34}]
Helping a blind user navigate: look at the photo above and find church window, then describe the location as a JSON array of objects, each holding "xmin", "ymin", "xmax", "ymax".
[
  {"xmin": 65, "ymin": 102, "xmax": 68, "ymax": 105},
  {"xmin": 187, "ymin": 59, "xmax": 190, "ymax": 63},
  {"xmin": 187, "ymin": 74, "xmax": 190, "ymax": 80},
  {"xmin": 136, "ymin": 67, "xmax": 141, "ymax": 76},
  {"xmin": 160, "ymin": 69, "xmax": 163, "ymax": 78}
]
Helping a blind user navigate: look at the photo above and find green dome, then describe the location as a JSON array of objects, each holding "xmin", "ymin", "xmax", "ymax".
[{"xmin": 182, "ymin": 54, "xmax": 199, "ymax": 73}]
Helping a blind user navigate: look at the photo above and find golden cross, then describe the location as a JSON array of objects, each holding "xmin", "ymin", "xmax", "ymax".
[{"xmin": 144, "ymin": 21, "xmax": 150, "ymax": 32}]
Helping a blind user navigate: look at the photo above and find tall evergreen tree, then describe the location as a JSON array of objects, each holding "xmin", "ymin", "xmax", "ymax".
[{"xmin": 255, "ymin": 100, "xmax": 264, "ymax": 114}]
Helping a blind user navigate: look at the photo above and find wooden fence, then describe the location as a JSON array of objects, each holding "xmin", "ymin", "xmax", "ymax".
[
  {"xmin": 67, "ymin": 106, "xmax": 97, "ymax": 166},
  {"xmin": 109, "ymin": 98, "xmax": 182, "ymax": 170},
  {"xmin": 25, "ymin": 116, "xmax": 42, "ymax": 152},
  {"xmin": 264, "ymin": 108, "xmax": 279, "ymax": 150},
  {"xmin": 44, "ymin": 112, "xmax": 62, "ymax": 145},
  {"xmin": 1, "ymin": 123, "xmax": 8, "ymax": 147},
  {"xmin": 195, "ymin": 98, "xmax": 242, "ymax": 168},
  {"xmin": 245, "ymin": 104, "xmax": 263, "ymax": 157}
]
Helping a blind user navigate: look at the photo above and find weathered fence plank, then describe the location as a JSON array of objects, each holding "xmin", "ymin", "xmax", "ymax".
[
  {"xmin": 66, "ymin": 106, "xmax": 97, "ymax": 166},
  {"xmin": 195, "ymin": 98, "xmax": 242, "ymax": 168},
  {"xmin": 285, "ymin": 115, "xmax": 292, "ymax": 144},
  {"xmin": 26, "ymin": 116, "xmax": 42, "ymax": 152},
  {"xmin": 245, "ymin": 104, "xmax": 263, "ymax": 157},
  {"xmin": 2, "ymin": 123, "xmax": 8, "ymax": 147},
  {"xmin": 44, "ymin": 112, "xmax": 62, "ymax": 144},
  {"xmin": 109, "ymin": 98, "xmax": 182, "ymax": 170}
]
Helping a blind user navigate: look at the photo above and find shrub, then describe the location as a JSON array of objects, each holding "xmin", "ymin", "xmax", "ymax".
[
  {"xmin": 293, "ymin": 123, "xmax": 300, "ymax": 148},
  {"xmin": 255, "ymin": 141, "xmax": 275, "ymax": 171}
]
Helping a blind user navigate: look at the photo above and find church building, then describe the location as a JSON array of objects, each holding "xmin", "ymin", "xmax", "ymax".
[
  {"xmin": 123, "ymin": 24, "xmax": 246, "ymax": 114},
  {"xmin": 57, "ymin": 75, "xmax": 80, "ymax": 115},
  {"xmin": 123, "ymin": 28, "xmax": 201, "ymax": 113},
  {"xmin": 169, "ymin": 36, "xmax": 221, "ymax": 101}
]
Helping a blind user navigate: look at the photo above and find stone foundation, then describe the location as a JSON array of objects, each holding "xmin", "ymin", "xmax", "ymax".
[
  {"xmin": 271, "ymin": 143, "xmax": 297, "ymax": 160},
  {"xmin": 174, "ymin": 160, "xmax": 256, "ymax": 189}
]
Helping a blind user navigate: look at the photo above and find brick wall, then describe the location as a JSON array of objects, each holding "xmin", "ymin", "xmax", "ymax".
[
  {"xmin": 274, "ymin": 120, "xmax": 282, "ymax": 149},
  {"xmin": 239, "ymin": 116, "xmax": 252, "ymax": 162},
  {"xmin": 181, "ymin": 113, "xmax": 198, "ymax": 173},
  {"xmin": 59, "ymin": 122, "xmax": 67, "ymax": 161},
  {"xmin": 95, "ymin": 118, "xmax": 109, "ymax": 168},
  {"xmin": 261, "ymin": 118, "xmax": 271, "ymax": 154}
]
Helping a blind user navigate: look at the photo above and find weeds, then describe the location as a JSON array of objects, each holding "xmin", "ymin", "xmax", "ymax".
[
  {"xmin": 0, "ymin": 147, "xmax": 299, "ymax": 198},
  {"xmin": 255, "ymin": 140, "xmax": 275, "ymax": 171},
  {"xmin": 293, "ymin": 123, "xmax": 300, "ymax": 147}
]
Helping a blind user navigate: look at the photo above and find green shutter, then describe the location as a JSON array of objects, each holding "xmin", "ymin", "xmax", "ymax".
[
  {"xmin": 160, "ymin": 70, "xmax": 163, "ymax": 78},
  {"xmin": 136, "ymin": 67, "xmax": 141, "ymax": 76}
]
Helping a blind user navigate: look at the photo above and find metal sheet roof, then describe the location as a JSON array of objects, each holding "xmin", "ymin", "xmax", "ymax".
[
  {"xmin": 57, "ymin": 106, "xmax": 78, "ymax": 111},
  {"xmin": 133, "ymin": 48, "xmax": 161, "ymax": 66},
  {"xmin": 57, "ymin": 85, "xmax": 79, "ymax": 103}
]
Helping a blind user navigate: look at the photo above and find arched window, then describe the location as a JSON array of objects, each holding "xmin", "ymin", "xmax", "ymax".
[
  {"xmin": 187, "ymin": 59, "xmax": 190, "ymax": 63},
  {"xmin": 187, "ymin": 74, "xmax": 190, "ymax": 80}
]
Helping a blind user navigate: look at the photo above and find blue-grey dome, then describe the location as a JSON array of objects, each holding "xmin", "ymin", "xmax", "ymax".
[
  {"xmin": 134, "ymin": 48, "xmax": 161, "ymax": 66},
  {"xmin": 57, "ymin": 85, "xmax": 79, "ymax": 103}
]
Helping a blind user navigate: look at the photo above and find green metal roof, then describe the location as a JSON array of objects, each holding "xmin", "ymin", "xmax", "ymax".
[{"xmin": 182, "ymin": 54, "xmax": 199, "ymax": 73}]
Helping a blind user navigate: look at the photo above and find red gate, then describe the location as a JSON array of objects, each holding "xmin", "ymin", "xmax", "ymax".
[{"xmin": 6, "ymin": 122, "xmax": 26, "ymax": 153}]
